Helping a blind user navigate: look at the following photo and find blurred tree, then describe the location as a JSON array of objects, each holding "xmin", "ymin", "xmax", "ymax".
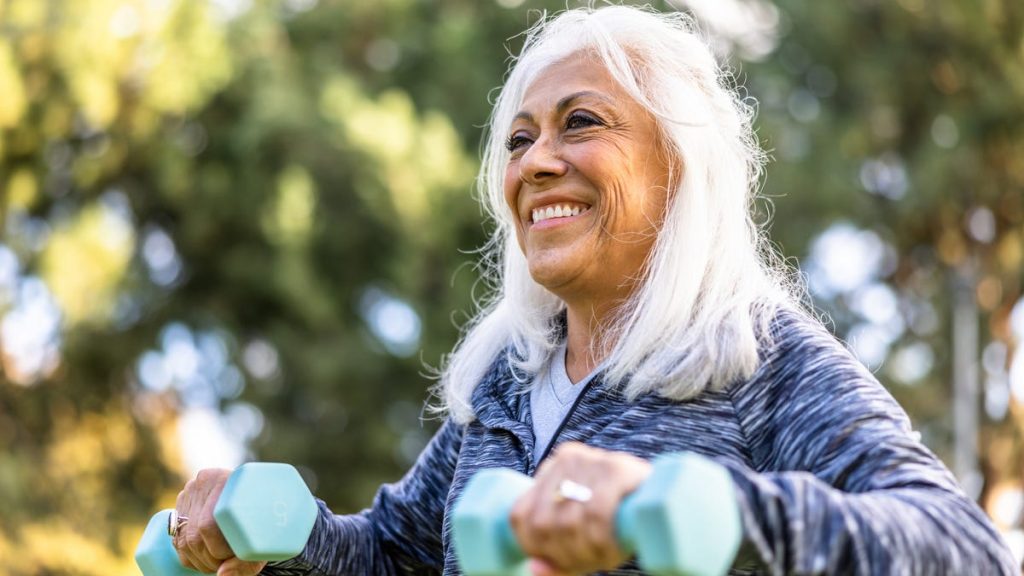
[{"xmin": 0, "ymin": 0, "xmax": 493, "ymax": 572}]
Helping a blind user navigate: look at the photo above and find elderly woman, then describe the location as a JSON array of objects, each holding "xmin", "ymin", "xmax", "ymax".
[{"xmin": 172, "ymin": 5, "xmax": 1016, "ymax": 576}]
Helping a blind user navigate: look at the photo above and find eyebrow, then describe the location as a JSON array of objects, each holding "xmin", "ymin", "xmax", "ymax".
[{"xmin": 512, "ymin": 90, "xmax": 615, "ymax": 125}]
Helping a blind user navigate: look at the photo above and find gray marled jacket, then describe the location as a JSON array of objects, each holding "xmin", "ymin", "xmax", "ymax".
[{"xmin": 267, "ymin": 311, "xmax": 1017, "ymax": 575}]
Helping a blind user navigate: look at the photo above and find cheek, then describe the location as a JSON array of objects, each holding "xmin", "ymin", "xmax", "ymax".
[
  {"xmin": 503, "ymin": 162, "xmax": 520, "ymax": 213},
  {"xmin": 503, "ymin": 163, "xmax": 527, "ymax": 250}
]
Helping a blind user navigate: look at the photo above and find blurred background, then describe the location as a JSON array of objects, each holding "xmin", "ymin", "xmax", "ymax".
[{"xmin": 0, "ymin": 0, "xmax": 1022, "ymax": 573}]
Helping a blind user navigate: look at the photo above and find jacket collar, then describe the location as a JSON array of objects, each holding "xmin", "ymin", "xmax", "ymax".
[
  {"xmin": 470, "ymin": 348, "xmax": 634, "ymax": 467},
  {"xmin": 471, "ymin": 350, "xmax": 536, "ymax": 448}
]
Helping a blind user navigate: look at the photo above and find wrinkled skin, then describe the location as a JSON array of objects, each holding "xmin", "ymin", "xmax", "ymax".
[{"xmin": 503, "ymin": 53, "xmax": 670, "ymax": 381}]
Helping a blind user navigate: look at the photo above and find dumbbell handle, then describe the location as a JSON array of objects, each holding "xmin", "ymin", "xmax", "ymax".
[{"xmin": 454, "ymin": 452, "xmax": 742, "ymax": 576}]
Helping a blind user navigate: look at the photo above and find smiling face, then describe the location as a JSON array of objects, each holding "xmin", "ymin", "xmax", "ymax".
[{"xmin": 503, "ymin": 54, "xmax": 672, "ymax": 311}]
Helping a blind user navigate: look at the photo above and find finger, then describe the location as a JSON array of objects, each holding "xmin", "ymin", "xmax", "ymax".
[
  {"xmin": 545, "ymin": 498, "xmax": 594, "ymax": 570},
  {"xmin": 512, "ymin": 449, "xmax": 564, "ymax": 549},
  {"xmin": 175, "ymin": 545, "xmax": 197, "ymax": 572},
  {"xmin": 174, "ymin": 483, "xmax": 196, "ymax": 570},
  {"xmin": 542, "ymin": 447, "xmax": 605, "ymax": 566},
  {"xmin": 587, "ymin": 453, "xmax": 656, "ymax": 569},
  {"xmin": 181, "ymin": 520, "xmax": 222, "ymax": 573},
  {"xmin": 183, "ymin": 492, "xmax": 220, "ymax": 572},
  {"xmin": 175, "ymin": 479, "xmax": 214, "ymax": 572},
  {"xmin": 198, "ymin": 472, "xmax": 233, "ymax": 560},
  {"xmin": 525, "ymin": 464, "xmax": 593, "ymax": 569},
  {"xmin": 575, "ymin": 453, "xmax": 654, "ymax": 569},
  {"xmin": 515, "ymin": 463, "xmax": 564, "ymax": 557},
  {"xmin": 217, "ymin": 557, "xmax": 267, "ymax": 576},
  {"xmin": 180, "ymin": 471, "xmax": 228, "ymax": 573},
  {"xmin": 577, "ymin": 474, "xmax": 626, "ymax": 567},
  {"xmin": 545, "ymin": 446, "xmax": 630, "ymax": 571}
]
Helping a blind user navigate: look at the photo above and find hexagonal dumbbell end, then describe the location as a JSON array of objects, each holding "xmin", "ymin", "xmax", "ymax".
[
  {"xmin": 213, "ymin": 462, "xmax": 319, "ymax": 561},
  {"xmin": 135, "ymin": 509, "xmax": 204, "ymax": 575},
  {"xmin": 617, "ymin": 452, "xmax": 742, "ymax": 576},
  {"xmin": 452, "ymin": 468, "xmax": 535, "ymax": 576}
]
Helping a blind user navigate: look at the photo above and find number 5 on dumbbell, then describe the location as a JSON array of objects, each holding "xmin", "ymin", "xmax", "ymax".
[
  {"xmin": 135, "ymin": 463, "xmax": 318, "ymax": 575},
  {"xmin": 452, "ymin": 452, "xmax": 742, "ymax": 576}
]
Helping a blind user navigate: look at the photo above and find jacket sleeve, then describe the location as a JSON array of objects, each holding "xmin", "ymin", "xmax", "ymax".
[
  {"xmin": 261, "ymin": 417, "xmax": 464, "ymax": 576},
  {"xmin": 725, "ymin": 316, "xmax": 1017, "ymax": 575}
]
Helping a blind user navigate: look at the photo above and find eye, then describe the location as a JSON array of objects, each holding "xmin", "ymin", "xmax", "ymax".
[
  {"xmin": 504, "ymin": 133, "xmax": 532, "ymax": 153},
  {"xmin": 566, "ymin": 111, "xmax": 602, "ymax": 130}
]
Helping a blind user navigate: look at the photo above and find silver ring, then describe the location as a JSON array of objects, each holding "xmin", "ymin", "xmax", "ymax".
[
  {"xmin": 167, "ymin": 510, "xmax": 189, "ymax": 538},
  {"xmin": 555, "ymin": 479, "xmax": 593, "ymax": 503}
]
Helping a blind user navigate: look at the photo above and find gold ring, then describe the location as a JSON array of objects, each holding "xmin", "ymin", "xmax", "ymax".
[{"xmin": 167, "ymin": 510, "xmax": 190, "ymax": 538}]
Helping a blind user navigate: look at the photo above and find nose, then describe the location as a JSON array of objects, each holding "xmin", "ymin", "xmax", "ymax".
[{"xmin": 518, "ymin": 135, "xmax": 568, "ymax": 185}]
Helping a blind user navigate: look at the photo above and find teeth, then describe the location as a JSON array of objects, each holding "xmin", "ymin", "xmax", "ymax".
[{"xmin": 531, "ymin": 204, "xmax": 589, "ymax": 224}]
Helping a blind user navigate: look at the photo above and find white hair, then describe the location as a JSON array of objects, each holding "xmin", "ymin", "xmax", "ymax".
[{"xmin": 436, "ymin": 4, "xmax": 801, "ymax": 424}]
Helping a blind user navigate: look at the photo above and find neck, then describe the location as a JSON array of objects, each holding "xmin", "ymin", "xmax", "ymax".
[{"xmin": 563, "ymin": 300, "xmax": 619, "ymax": 383}]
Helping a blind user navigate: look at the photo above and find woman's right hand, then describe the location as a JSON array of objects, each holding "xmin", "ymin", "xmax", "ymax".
[{"xmin": 173, "ymin": 468, "xmax": 268, "ymax": 576}]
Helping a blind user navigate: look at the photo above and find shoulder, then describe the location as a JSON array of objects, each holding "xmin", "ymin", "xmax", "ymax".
[
  {"xmin": 751, "ymin": 306, "xmax": 889, "ymax": 399},
  {"xmin": 761, "ymin": 306, "xmax": 854, "ymax": 365},
  {"xmin": 729, "ymin": 307, "xmax": 915, "ymax": 468}
]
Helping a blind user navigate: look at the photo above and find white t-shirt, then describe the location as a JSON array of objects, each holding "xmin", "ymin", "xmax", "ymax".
[{"xmin": 528, "ymin": 342, "xmax": 602, "ymax": 465}]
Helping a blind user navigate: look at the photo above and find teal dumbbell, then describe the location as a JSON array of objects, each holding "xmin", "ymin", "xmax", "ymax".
[
  {"xmin": 135, "ymin": 463, "xmax": 319, "ymax": 575},
  {"xmin": 452, "ymin": 452, "xmax": 742, "ymax": 576}
]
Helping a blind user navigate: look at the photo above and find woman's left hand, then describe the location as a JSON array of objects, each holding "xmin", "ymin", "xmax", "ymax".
[{"xmin": 509, "ymin": 442, "xmax": 653, "ymax": 576}]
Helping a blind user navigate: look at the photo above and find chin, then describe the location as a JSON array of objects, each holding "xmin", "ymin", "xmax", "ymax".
[{"xmin": 526, "ymin": 258, "xmax": 580, "ymax": 295}]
